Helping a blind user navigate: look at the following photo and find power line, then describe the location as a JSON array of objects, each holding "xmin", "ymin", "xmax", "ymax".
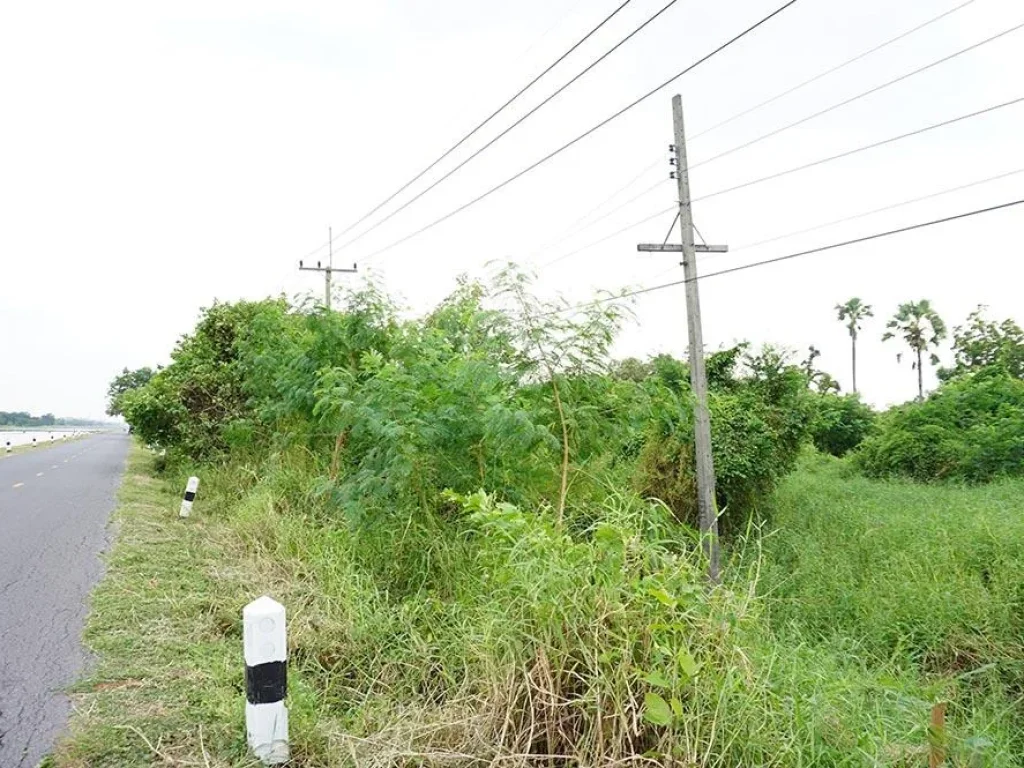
[
  {"xmin": 552, "ymin": 167, "xmax": 1024, "ymax": 273},
  {"xmin": 361, "ymin": 0, "xmax": 803, "ymax": 262},
  {"xmin": 329, "ymin": 0, "xmax": 638, "ymax": 248},
  {"xmin": 541, "ymin": 204, "xmax": 676, "ymax": 267},
  {"xmin": 690, "ymin": 0, "xmax": 978, "ymax": 139},
  {"xmin": 687, "ymin": 19, "xmax": 1024, "ymax": 173},
  {"xmin": 697, "ymin": 198, "xmax": 1024, "ymax": 282},
  {"xmin": 561, "ymin": 159, "xmax": 662, "ymax": 235},
  {"xmin": 732, "ymin": 166, "xmax": 1024, "ymax": 252},
  {"xmin": 692, "ymin": 95, "xmax": 1024, "ymax": 205},
  {"xmin": 514, "ymin": 0, "xmax": 592, "ymax": 64},
  {"xmin": 300, "ymin": 0, "xmax": 976, "ymax": 265},
  {"xmin": 539, "ymin": 20, "xmax": 1023, "ymax": 258},
  {"xmin": 534, "ymin": 177, "xmax": 669, "ymax": 262},
  {"xmin": 337, "ymin": 0, "xmax": 688, "ymax": 253},
  {"xmin": 546, "ymin": 198, "xmax": 1024, "ymax": 316},
  {"xmin": 523, "ymin": 0, "xmax": 989, "ymax": 264},
  {"xmin": 539, "ymin": 142, "xmax": 1024, "ymax": 274}
]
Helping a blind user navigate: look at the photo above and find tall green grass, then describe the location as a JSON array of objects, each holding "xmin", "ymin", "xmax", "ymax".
[
  {"xmin": 760, "ymin": 451, "xmax": 1024, "ymax": 764},
  {"xmin": 59, "ymin": 445, "xmax": 1024, "ymax": 766},
  {"xmin": 180, "ymin": 449, "xmax": 1023, "ymax": 765}
]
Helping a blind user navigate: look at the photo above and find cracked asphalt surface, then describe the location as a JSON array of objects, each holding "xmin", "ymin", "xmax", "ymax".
[{"xmin": 0, "ymin": 432, "xmax": 129, "ymax": 767}]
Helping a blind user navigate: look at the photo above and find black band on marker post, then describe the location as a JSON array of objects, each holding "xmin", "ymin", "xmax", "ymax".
[
  {"xmin": 246, "ymin": 660, "xmax": 287, "ymax": 704},
  {"xmin": 183, "ymin": 490, "xmax": 196, "ymax": 502}
]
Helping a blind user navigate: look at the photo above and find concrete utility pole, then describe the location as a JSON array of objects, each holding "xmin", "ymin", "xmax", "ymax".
[
  {"xmin": 637, "ymin": 94, "xmax": 727, "ymax": 585},
  {"xmin": 299, "ymin": 227, "xmax": 357, "ymax": 311}
]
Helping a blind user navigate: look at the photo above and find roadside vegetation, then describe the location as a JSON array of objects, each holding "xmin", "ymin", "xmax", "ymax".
[{"xmin": 58, "ymin": 274, "xmax": 1024, "ymax": 766}]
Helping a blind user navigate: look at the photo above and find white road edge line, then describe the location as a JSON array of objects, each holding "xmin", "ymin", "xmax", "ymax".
[
  {"xmin": 36, "ymin": 472, "xmax": 44, "ymax": 477},
  {"xmin": 13, "ymin": 482, "xmax": 24, "ymax": 488}
]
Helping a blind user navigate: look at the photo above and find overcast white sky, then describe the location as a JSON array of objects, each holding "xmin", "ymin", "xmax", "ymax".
[{"xmin": 2, "ymin": 0, "xmax": 1022, "ymax": 420}]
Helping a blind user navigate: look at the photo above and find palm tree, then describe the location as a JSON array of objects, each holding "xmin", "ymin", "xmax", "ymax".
[
  {"xmin": 883, "ymin": 300, "xmax": 947, "ymax": 401},
  {"xmin": 835, "ymin": 298, "xmax": 873, "ymax": 393}
]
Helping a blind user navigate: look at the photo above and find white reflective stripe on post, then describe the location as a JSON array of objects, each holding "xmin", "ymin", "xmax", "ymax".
[
  {"xmin": 179, "ymin": 476, "xmax": 199, "ymax": 518},
  {"xmin": 244, "ymin": 596, "xmax": 289, "ymax": 764}
]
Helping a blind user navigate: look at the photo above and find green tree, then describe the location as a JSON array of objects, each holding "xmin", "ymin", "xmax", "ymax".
[
  {"xmin": 835, "ymin": 298, "xmax": 873, "ymax": 394},
  {"xmin": 882, "ymin": 300, "xmax": 947, "ymax": 401},
  {"xmin": 937, "ymin": 306, "xmax": 1024, "ymax": 382},
  {"xmin": 106, "ymin": 366, "xmax": 156, "ymax": 416}
]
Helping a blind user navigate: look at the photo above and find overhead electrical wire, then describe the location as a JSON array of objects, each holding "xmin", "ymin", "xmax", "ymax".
[
  {"xmin": 329, "ymin": 0, "xmax": 638, "ymax": 248},
  {"xmin": 543, "ymin": 198, "xmax": 1024, "ymax": 316},
  {"xmin": 295, "ymin": 0, "xmax": 976, "ymax": 264},
  {"xmin": 359, "ymin": 0, "xmax": 803, "ymax": 263},
  {"xmin": 528, "ymin": 21, "xmax": 1024, "ymax": 266},
  {"xmin": 533, "ymin": 177, "xmax": 669, "ymax": 262},
  {"xmin": 336, "ymin": 0, "xmax": 688, "ymax": 253},
  {"xmin": 691, "ymin": 95, "xmax": 1024, "ymax": 206},
  {"xmin": 522, "ymin": 5, "xmax": 1011, "ymax": 269},
  {"xmin": 542, "ymin": 164, "xmax": 1024, "ymax": 273},
  {"xmin": 689, "ymin": 0, "xmax": 978, "ymax": 139},
  {"xmin": 730, "ymin": 166, "xmax": 1024, "ymax": 252},
  {"xmin": 541, "ymin": 204, "xmax": 676, "ymax": 267},
  {"xmin": 686, "ymin": 19, "xmax": 1024, "ymax": 174},
  {"xmin": 556, "ymin": 159, "xmax": 663, "ymax": 238}
]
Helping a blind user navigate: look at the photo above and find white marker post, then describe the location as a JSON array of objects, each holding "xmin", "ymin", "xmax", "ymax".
[
  {"xmin": 179, "ymin": 476, "xmax": 199, "ymax": 518},
  {"xmin": 244, "ymin": 596, "xmax": 289, "ymax": 764},
  {"xmin": 32, "ymin": 437, "xmax": 37, "ymax": 448},
  {"xmin": 5, "ymin": 441, "xmax": 10, "ymax": 454}
]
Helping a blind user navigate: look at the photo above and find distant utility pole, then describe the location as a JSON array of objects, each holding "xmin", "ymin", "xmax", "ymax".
[
  {"xmin": 638, "ymin": 94, "xmax": 728, "ymax": 585},
  {"xmin": 299, "ymin": 227, "xmax": 357, "ymax": 311}
]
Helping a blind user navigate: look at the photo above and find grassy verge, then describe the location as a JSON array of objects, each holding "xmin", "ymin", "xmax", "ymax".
[
  {"xmin": 55, "ymin": 444, "xmax": 1024, "ymax": 766},
  {"xmin": 760, "ymin": 452, "xmax": 1024, "ymax": 763},
  {"xmin": 53, "ymin": 443, "xmax": 276, "ymax": 767}
]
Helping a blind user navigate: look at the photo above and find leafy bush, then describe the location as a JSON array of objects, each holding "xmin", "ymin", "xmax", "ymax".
[
  {"xmin": 123, "ymin": 274, "xmax": 813, "ymax": 529},
  {"xmin": 855, "ymin": 367, "xmax": 1024, "ymax": 482},
  {"xmin": 120, "ymin": 299, "xmax": 286, "ymax": 458},
  {"xmin": 636, "ymin": 346, "xmax": 813, "ymax": 534},
  {"xmin": 808, "ymin": 392, "xmax": 875, "ymax": 457}
]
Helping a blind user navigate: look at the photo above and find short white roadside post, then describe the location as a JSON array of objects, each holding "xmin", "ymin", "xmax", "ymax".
[
  {"xmin": 244, "ymin": 596, "xmax": 289, "ymax": 764},
  {"xmin": 32, "ymin": 437, "xmax": 37, "ymax": 448},
  {"xmin": 179, "ymin": 476, "xmax": 199, "ymax": 518},
  {"xmin": 5, "ymin": 440, "xmax": 10, "ymax": 454}
]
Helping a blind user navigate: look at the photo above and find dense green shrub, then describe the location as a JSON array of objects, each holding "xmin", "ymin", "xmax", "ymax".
[
  {"xmin": 122, "ymin": 274, "xmax": 814, "ymax": 527},
  {"xmin": 855, "ymin": 367, "xmax": 1024, "ymax": 482},
  {"xmin": 808, "ymin": 392, "xmax": 875, "ymax": 457},
  {"xmin": 635, "ymin": 346, "xmax": 813, "ymax": 534},
  {"xmin": 120, "ymin": 299, "xmax": 283, "ymax": 458}
]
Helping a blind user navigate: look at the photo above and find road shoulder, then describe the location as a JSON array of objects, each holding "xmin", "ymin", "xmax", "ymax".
[{"xmin": 50, "ymin": 443, "xmax": 263, "ymax": 767}]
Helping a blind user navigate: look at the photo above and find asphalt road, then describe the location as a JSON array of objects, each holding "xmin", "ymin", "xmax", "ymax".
[{"xmin": 0, "ymin": 432, "xmax": 130, "ymax": 767}]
